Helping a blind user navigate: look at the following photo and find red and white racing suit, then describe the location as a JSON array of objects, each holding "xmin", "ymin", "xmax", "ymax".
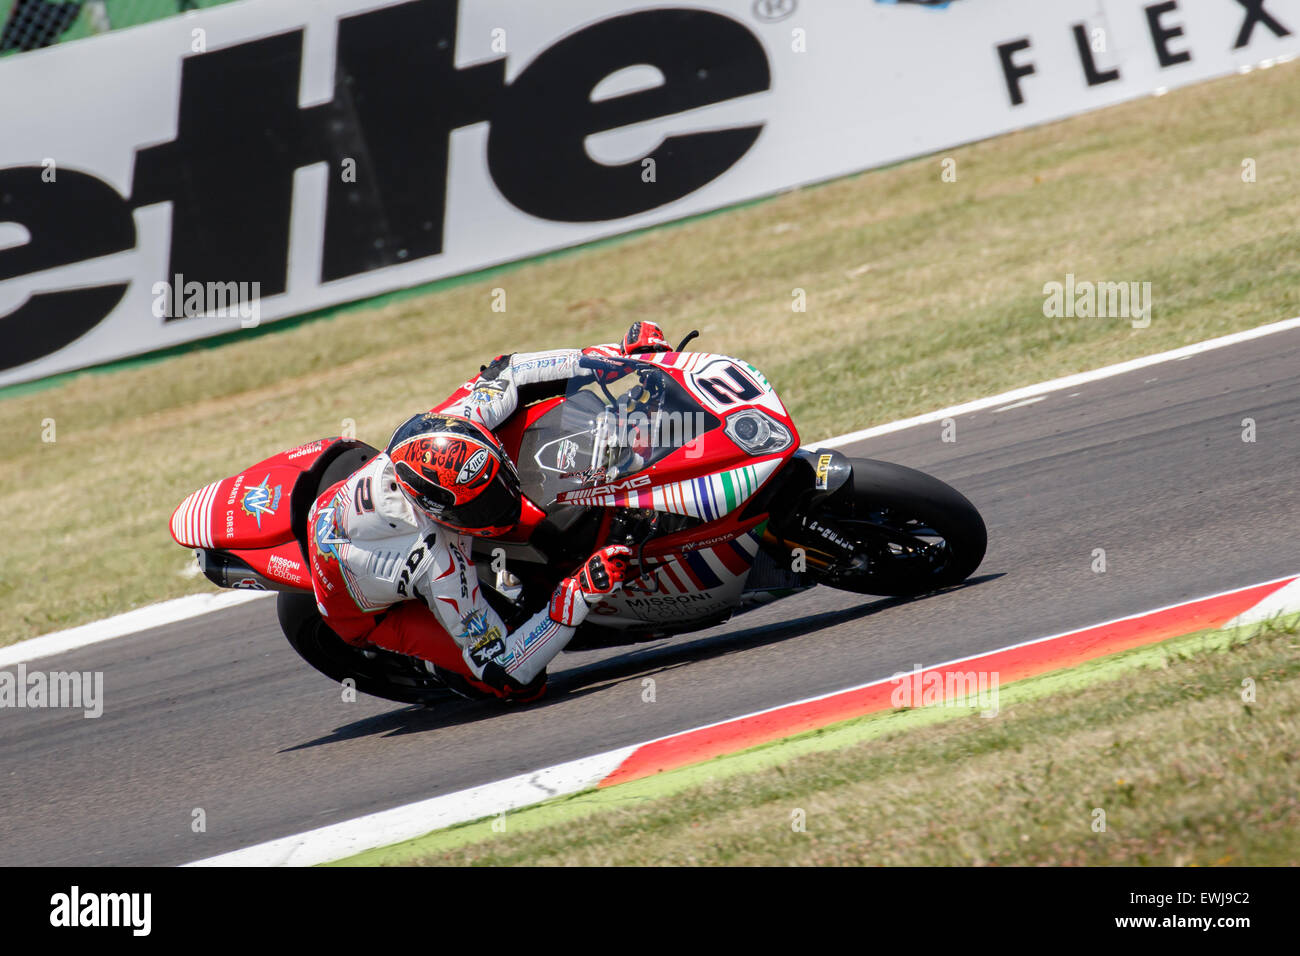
[{"xmin": 307, "ymin": 348, "xmax": 626, "ymax": 699}]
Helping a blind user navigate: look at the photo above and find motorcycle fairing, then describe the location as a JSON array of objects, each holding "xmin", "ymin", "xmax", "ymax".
[
  {"xmin": 169, "ymin": 437, "xmax": 342, "ymax": 551},
  {"xmin": 554, "ymin": 456, "xmax": 785, "ymax": 519},
  {"xmin": 647, "ymin": 351, "xmax": 790, "ymax": 421},
  {"xmin": 171, "ymin": 353, "xmax": 805, "ymax": 626},
  {"xmin": 170, "ymin": 436, "xmax": 367, "ymax": 594},
  {"xmin": 514, "ymin": 352, "xmax": 798, "ymax": 512},
  {"xmin": 586, "ymin": 526, "xmax": 765, "ymax": 626}
]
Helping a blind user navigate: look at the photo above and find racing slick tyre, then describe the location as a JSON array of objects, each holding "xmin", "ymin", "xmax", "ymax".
[
  {"xmin": 819, "ymin": 458, "xmax": 987, "ymax": 598},
  {"xmin": 277, "ymin": 592, "xmax": 455, "ymax": 707}
]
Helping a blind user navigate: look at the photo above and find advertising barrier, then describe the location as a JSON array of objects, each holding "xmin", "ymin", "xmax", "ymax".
[{"xmin": 1, "ymin": 0, "xmax": 1296, "ymax": 384}]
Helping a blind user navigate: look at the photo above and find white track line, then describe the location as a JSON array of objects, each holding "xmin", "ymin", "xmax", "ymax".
[
  {"xmin": 7, "ymin": 313, "xmax": 1300, "ymax": 666},
  {"xmin": 819, "ymin": 314, "xmax": 1300, "ymax": 447},
  {"xmin": 0, "ymin": 591, "xmax": 271, "ymax": 668},
  {"xmin": 993, "ymin": 396, "xmax": 1047, "ymax": 413},
  {"xmin": 186, "ymin": 747, "xmax": 636, "ymax": 867}
]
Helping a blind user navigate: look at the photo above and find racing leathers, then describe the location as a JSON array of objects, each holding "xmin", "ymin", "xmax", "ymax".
[{"xmin": 307, "ymin": 349, "xmax": 630, "ymax": 700}]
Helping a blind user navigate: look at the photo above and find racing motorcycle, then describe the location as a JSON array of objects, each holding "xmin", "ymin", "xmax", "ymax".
[{"xmin": 169, "ymin": 336, "xmax": 986, "ymax": 705}]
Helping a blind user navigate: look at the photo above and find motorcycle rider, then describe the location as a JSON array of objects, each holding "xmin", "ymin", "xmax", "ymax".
[{"xmin": 306, "ymin": 322, "xmax": 673, "ymax": 702}]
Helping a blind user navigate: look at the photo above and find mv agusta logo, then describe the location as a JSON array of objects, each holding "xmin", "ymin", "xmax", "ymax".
[
  {"xmin": 0, "ymin": 0, "xmax": 771, "ymax": 373},
  {"xmin": 240, "ymin": 474, "xmax": 282, "ymax": 528},
  {"xmin": 312, "ymin": 504, "xmax": 348, "ymax": 562}
]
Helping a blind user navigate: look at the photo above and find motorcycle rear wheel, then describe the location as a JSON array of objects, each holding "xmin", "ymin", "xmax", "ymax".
[{"xmin": 277, "ymin": 592, "xmax": 455, "ymax": 707}]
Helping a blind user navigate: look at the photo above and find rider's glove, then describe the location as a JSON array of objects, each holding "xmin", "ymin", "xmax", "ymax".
[
  {"xmin": 479, "ymin": 353, "xmax": 513, "ymax": 377},
  {"xmin": 549, "ymin": 545, "xmax": 633, "ymax": 626},
  {"xmin": 576, "ymin": 544, "xmax": 632, "ymax": 595},
  {"xmin": 621, "ymin": 321, "xmax": 672, "ymax": 355}
]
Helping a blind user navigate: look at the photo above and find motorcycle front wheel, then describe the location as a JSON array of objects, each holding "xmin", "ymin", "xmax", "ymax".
[{"xmin": 816, "ymin": 458, "xmax": 987, "ymax": 597}]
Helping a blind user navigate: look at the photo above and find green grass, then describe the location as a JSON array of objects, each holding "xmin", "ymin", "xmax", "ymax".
[
  {"xmin": 3, "ymin": 63, "xmax": 1299, "ymax": 644},
  {"xmin": 336, "ymin": 613, "xmax": 1300, "ymax": 866},
  {"xmin": 0, "ymin": 1, "xmax": 237, "ymax": 57}
]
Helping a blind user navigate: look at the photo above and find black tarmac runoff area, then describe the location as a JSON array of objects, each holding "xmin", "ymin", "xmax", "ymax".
[{"xmin": 2, "ymin": 328, "xmax": 1297, "ymax": 865}]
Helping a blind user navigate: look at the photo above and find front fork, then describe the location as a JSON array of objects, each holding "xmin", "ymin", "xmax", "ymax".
[{"xmin": 758, "ymin": 448, "xmax": 867, "ymax": 575}]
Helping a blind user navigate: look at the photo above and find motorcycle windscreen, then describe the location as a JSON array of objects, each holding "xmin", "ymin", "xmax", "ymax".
[{"xmin": 515, "ymin": 357, "xmax": 720, "ymax": 510}]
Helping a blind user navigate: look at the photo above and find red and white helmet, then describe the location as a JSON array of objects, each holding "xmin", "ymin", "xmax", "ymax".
[{"xmin": 386, "ymin": 413, "xmax": 521, "ymax": 537}]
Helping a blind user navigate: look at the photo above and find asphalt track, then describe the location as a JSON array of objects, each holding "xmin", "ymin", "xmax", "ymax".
[{"xmin": 3, "ymin": 329, "xmax": 1297, "ymax": 866}]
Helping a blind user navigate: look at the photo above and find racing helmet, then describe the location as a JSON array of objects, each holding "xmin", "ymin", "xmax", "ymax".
[{"xmin": 386, "ymin": 413, "xmax": 522, "ymax": 537}]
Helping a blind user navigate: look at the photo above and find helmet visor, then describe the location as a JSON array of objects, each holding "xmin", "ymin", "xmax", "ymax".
[{"xmin": 441, "ymin": 461, "xmax": 521, "ymax": 534}]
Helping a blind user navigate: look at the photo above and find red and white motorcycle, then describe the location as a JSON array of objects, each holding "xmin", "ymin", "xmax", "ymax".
[{"xmin": 169, "ymin": 338, "xmax": 986, "ymax": 704}]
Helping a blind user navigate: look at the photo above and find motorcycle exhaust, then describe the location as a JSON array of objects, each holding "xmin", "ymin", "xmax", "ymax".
[{"xmin": 193, "ymin": 548, "xmax": 282, "ymax": 592}]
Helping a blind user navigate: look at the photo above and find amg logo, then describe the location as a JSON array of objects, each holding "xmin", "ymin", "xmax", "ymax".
[{"xmin": 558, "ymin": 474, "xmax": 653, "ymax": 502}]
